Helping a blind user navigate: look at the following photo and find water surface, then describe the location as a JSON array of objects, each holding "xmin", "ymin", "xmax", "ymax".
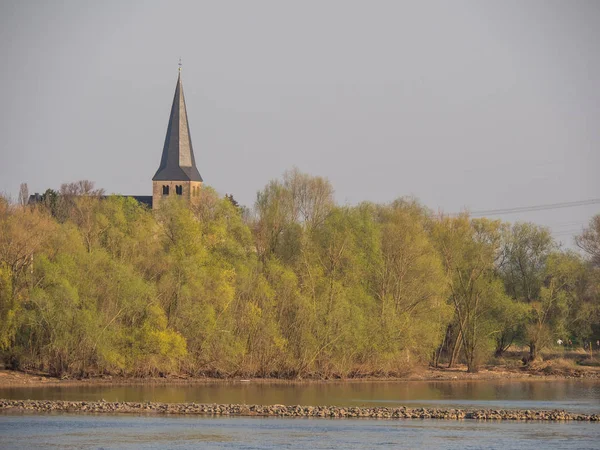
[
  {"xmin": 2, "ymin": 379, "xmax": 599, "ymax": 413},
  {"xmin": 1, "ymin": 414, "xmax": 599, "ymax": 450}
]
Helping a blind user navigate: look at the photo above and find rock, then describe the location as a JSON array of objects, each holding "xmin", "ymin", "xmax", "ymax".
[{"xmin": 0, "ymin": 399, "xmax": 597, "ymax": 422}]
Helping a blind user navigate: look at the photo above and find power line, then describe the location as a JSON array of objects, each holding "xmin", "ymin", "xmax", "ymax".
[
  {"xmin": 466, "ymin": 198, "xmax": 600, "ymax": 217},
  {"xmin": 551, "ymin": 230, "xmax": 582, "ymax": 237},
  {"xmin": 548, "ymin": 220, "xmax": 589, "ymax": 229}
]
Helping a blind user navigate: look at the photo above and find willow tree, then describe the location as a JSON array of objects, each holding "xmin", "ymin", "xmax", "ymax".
[
  {"xmin": 0, "ymin": 197, "xmax": 57, "ymax": 354},
  {"xmin": 294, "ymin": 206, "xmax": 378, "ymax": 376},
  {"xmin": 154, "ymin": 195, "xmax": 242, "ymax": 375},
  {"xmin": 432, "ymin": 215, "xmax": 510, "ymax": 372},
  {"xmin": 370, "ymin": 200, "xmax": 450, "ymax": 370}
]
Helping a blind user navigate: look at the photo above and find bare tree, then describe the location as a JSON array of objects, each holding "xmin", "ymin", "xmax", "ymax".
[
  {"xmin": 59, "ymin": 181, "xmax": 107, "ymax": 252},
  {"xmin": 283, "ymin": 167, "xmax": 334, "ymax": 231},
  {"xmin": 59, "ymin": 180, "xmax": 104, "ymax": 198},
  {"xmin": 576, "ymin": 215, "xmax": 600, "ymax": 267}
]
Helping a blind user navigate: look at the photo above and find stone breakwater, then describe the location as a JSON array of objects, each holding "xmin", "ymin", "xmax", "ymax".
[{"xmin": 1, "ymin": 400, "xmax": 599, "ymax": 421}]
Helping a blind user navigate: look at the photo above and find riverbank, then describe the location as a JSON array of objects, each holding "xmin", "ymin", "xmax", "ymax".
[
  {"xmin": 1, "ymin": 399, "xmax": 599, "ymax": 421},
  {"xmin": 1, "ymin": 362, "xmax": 599, "ymax": 388}
]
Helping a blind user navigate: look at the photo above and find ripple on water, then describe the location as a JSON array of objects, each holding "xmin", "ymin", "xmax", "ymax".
[{"xmin": 1, "ymin": 415, "xmax": 600, "ymax": 449}]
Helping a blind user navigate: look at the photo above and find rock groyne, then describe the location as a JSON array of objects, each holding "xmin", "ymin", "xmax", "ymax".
[{"xmin": 1, "ymin": 400, "xmax": 599, "ymax": 421}]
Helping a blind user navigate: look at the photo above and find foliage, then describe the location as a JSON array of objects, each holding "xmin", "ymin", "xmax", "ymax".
[
  {"xmin": 432, "ymin": 216, "xmax": 513, "ymax": 372},
  {"xmin": 1, "ymin": 175, "xmax": 599, "ymax": 378}
]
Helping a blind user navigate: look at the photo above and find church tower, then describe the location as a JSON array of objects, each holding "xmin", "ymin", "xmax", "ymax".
[{"xmin": 152, "ymin": 67, "xmax": 203, "ymax": 209}]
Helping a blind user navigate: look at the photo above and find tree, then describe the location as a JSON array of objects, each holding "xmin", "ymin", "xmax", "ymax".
[
  {"xmin": 576, "ymin": 215, "xmax": 600, "ymax": 267},
  {"xmin": 370, "ymin": 200, "xmax": 450, "ymax": 369},
  {"xmin": 525, "ymin": 251, "xmax": 584, "ymax": 360},
  {"xmin": 225, "ymin": 194, "xmax": 240, "ymax": 209},
  {"xmin": 59, "ymin": 181, "xmax": 107, "ymax": 253},
  {"xmin": 534, "ymin": 250, "xmax": 598, "ymax": 351},
  {"xmin": 0, "ymin": 197, "xmax": 57, "ymax": 352},
  {"xmin": 497, "ymin": 223, "xmax": 555, "ymax": 357},
  {"xmin": 283, "ymin": 167, "xmax": 335, "ymax": 231},
  {"xmin": 10, "ymin": 171, "xmax": 594, "ymax": 379},
  {"xmin": 432, "ymin": 215, "xmax": 510, "ymax": 372},
  {"xmin": 500, "ymin": 223, "xmax": 555, "ymax": 301},
  {"xmin": 293, "ymin": 206, "xmax": 377, "ymax": 376},
  {"xmin": 253, "ymin": 180, "xmax": 293, "ymax": 259},
  {"xmin": 572, "ymin": 215, "xmax": 600, "ymax": 347}
]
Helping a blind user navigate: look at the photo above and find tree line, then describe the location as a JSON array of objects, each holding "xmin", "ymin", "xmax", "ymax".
[{"xmin": 1, "ymin": 171, "xmax": 599, "ymax": 377}]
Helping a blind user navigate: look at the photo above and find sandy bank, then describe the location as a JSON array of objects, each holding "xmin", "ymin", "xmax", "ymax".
[{"xmin": 1, "ymin": 364, "xmax": 599, "ymax": 388}]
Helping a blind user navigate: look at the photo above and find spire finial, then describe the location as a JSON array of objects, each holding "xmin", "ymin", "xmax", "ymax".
[{"xmin": 178, "ymin": 58, "xmax": 182, "ymax": 73}]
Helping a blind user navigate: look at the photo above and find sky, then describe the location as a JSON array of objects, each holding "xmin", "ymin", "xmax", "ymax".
[{"xmin": 0, "ymin": 0, "xmax": 599, "ymax": 246}]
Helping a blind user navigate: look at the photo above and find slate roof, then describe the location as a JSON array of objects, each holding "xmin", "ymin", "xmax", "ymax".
[
  {"xmin": 128, "ymin": 195, "xmax": 153, "ymax": 207},
  {"xmin": 28, "ymin": 194, "xmax": 153, "ymax": 208},
  {"xmin": 152, "ymin": 72, "xmax": 203, "ymax": 182}
]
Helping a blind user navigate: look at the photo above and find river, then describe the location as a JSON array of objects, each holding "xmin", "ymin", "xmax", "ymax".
[
  {"xmin": 1, "ymin": 414, "xmax": 599, "ymax": 449},
  {"xmin": 1, "ymin": 379, "xmax": 599, "ymax": 413},
  {"xmin": 1, "ymin": 379, "xmax": 599, "ymax": 449}
]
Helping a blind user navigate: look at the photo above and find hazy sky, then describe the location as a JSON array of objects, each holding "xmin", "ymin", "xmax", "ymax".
[{"xmin": 1, "ymin": 0, "xmax": 598, "ymax": 245}]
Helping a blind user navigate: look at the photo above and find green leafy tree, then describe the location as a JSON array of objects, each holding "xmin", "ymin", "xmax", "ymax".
[
  {"xmin": 369, "ymin": 200, "xmax": 450, "ymax": 370},
  {"xmin": 433, "ymin": 216, "xmax": 511, "ymax": 372},
  {"xmin": 497, "ymin": 223, "xmax": 555, "ymax": 356}
]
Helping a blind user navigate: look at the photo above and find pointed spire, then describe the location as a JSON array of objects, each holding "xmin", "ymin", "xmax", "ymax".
[{"xmin": 152, "ymin": 67, "xmax": 203, "ymax": 182}]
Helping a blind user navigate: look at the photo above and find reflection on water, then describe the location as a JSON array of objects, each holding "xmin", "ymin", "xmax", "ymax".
[
  {"xmin": 1, "ymin": 414, "xmax": 599, "ymax": 450},
  {"xmin": 1, "ymin": 380, "xmax": 599, "ymax": 413}
]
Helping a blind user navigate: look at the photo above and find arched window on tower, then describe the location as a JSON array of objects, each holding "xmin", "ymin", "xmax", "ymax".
[
  {"xmin": 176, "ymin": 185, "xmax": 183, "ymax": 195},
  {"xmin": 162, "ymin": 185, "xmax": 169, "ymax": 195}
]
